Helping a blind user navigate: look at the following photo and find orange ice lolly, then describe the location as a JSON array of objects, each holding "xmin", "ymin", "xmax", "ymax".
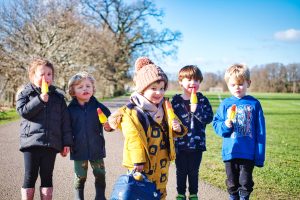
[
  {"xmin": 97, "ymin": 108, "xmax": 107, "ymax": 123},
  {"xmin": 165, "ymin": 100, "xmax": 176, "ymax": 121},
  {"xmin": 190, "ymin": 88, "xmax": 198, "ymax": 104},
  {"xmin": 229, "ymin": 104, "xmax": 237, "ymax": 120},
  {"xmin": 41, "ymin": 76, "xmax": 48, "ymax": 94}
]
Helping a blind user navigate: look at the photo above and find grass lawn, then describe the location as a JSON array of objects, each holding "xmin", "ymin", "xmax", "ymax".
[
  {"xmin": 0, "ymin": 108, "xmax": 19, "ymax": 125},
  {"xmin": 166, "ymin": 91, "xmax": 300, "ymax": 200}
]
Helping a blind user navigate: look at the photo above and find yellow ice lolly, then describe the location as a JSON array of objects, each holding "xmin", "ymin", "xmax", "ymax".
[
  {"xmin": 165, "ymin": 100, "xmax": 176, "ymax": 121},
  {"xmin": 229, "ymin": 104, "xmax": 237, "ymax": 120},
  {"xmin": 41, "ymin": 76, "xmax": 48, "ymax": 94},
  {"xmin": 97, "ymin": 108, "xmax": 107, "ymax": 123},
  {"xmin": 190, "ymin": 88, "xmax": 198, "ymax": 104}
]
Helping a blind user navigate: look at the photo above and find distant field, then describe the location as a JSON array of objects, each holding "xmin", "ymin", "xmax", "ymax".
[{"xmin": 166, "ymin": 91, "xmax": 300, "ymax": 200}]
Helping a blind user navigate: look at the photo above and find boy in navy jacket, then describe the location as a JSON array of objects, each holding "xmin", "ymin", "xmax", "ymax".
[
  {"xmin": 213, "ymin": 64, "xmax": 266, "ymax": 200},
  {"xmin": 67, "ymin": 71, "xmax": 113, "ymax": 200},
  {"xmin": 171, "ymin": 65, "xmax": 213, "ymax": 200}
]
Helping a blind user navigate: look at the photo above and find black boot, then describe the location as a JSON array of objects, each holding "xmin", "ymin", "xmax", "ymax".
[
  {"xmin": 74, "ymin": 188, "xmax": 84, "ymax": 200},
  {"xmin": 95, "ymin": 185, "xmax": 106, "ymax": 200}
]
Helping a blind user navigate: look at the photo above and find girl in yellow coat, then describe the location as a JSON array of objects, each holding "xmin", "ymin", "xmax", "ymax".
[{"xmin": 109, "ymin": 57, "xmax": 187, "ymax": 199}]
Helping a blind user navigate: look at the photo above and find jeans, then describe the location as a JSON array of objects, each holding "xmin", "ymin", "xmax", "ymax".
[
  {"xmin": 23, "ymin": 147, "xmax": 57, "ymax": 188},
  {"xmin": 225, "ymin": 159, "xmax": 254, "ymax": 197},
  {"xmin": 175, "ymin": 151, "xmax": 203, "ymax": 195}
]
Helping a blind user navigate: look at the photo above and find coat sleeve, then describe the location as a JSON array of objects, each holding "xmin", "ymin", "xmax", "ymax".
[
  {"xmin": 16, "ymin": 91, "xmax": 44, "ymax": 120},
  {"xmin": 254, "ymin": 102, "xmax": 266, "ymax": 167},
  {"xmin": 194, "ymin": 96, "xmax": 214, "ymax": 125},
  {"xmin": 121, "ymin": 112, "xmax": 147, "ymax": 165},
  {"xmin": 61, "ymin": 99, "xmax": 73, "ymax": 147},
  {"xmin": 213, "ymin": 103, "xmax": 233, "ymax": 137}
]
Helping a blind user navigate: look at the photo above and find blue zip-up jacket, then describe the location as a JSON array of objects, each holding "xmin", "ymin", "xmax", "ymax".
[
  {"xmin": 171, "ymin": 92, "xmax": 213, "ymax": 152},
  {"xmin": 68, "ymin": 96, "xmax": 111, "ymax": 160},
  {"xmin": 16, "ymin": 83, "xmax": 73, "ymax": 152},
  {"xmin": 213, "ymin": 95, "xmax": 266, "ymax": 167}
]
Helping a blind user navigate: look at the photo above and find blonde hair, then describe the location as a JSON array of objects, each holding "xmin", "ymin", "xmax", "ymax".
[
  {"xmin": 68, "ymin": 71, "xmax": 96, "ymax": 97},
  {"xmin": 224, "ymin": 64, "xmax": 250, "ymax": 83},
  {"xmin": 178, "ymin": 65, "xmax": 203, "ymax": 83},
  {"xmin": 28, "ymin": 58, "xmax": 54, "ymax": 83}
]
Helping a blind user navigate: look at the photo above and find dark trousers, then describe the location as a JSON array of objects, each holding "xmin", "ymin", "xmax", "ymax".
[
  {"xmin": 175, "ymin": 151, "xmax": 203, "ymax": 195},
  {"xmin": 225, "ymin": 159, "xmax": 254, "ymax": 197},
  {"xmin": 23, "ymin": 147, "xmax": 57, "ymax": 188}
]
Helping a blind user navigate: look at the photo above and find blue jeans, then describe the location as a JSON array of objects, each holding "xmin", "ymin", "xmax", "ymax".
[
  {"xmin": 23, "ymin": 147, "xmax": 57, "ymax": 188},
  {"xmin": 175, "ymin": 151, "xmax": 203, "ymax": 195},
  {"xmin": 225, "ymin": 159, "xmax": 254, "ymax": 198}
]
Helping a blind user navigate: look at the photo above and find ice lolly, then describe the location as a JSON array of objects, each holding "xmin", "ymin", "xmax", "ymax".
[
  {"xmin": 165, "ymin": 100, "xmax": 176, "ymax": 121},
  {"xmin": 97, "ymin": 108, "xmax": 107, "ymax": 123},
  {"xmin": 41, "ymin": 76, "xmax": 48, "ymax": 94},
  {"xmin": 229, "ymin": 104, "xmax": 237, "ymax": 120}
]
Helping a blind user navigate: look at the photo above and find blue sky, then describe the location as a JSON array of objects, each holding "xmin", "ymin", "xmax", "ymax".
[{"xmin": 150, "ymin": 0, "xmax": 300, "ymax": 74}]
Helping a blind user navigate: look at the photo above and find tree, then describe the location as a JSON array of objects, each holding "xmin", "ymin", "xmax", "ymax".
[{"xmin": 79, "ymin": 0, "xmax": 182, "ymax": 95}]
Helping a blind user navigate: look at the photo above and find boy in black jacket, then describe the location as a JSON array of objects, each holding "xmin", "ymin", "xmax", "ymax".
[{"xmin": 171, "ymin": 65, "xmax": 214, "ymax": 200}]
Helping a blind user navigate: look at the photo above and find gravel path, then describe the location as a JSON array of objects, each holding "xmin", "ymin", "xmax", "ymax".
[{"xmin": 0, "ymin": 97, "xmax": 227, "ymax": 199}]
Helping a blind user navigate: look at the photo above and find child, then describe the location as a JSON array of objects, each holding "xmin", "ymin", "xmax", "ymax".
[
  {"xmin": 171, "ymin": 65, "xmax": 214, "ymax": 200},
  {"xmin": 213, "ymin": 64, "xmax": 266, "ymax": 200},
  {"xmin": 108, "ymin": 57, "xmax": 187, "ymax": 200},
  {"xmin": 67, "ymin": 71, "xmax": 113, "ymax": 200},
  {"xmin": 16, "ymin": 58, "xmax": 73, "ymax": 200}
]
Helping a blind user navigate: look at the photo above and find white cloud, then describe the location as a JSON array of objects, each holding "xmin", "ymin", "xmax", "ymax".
[{"xmin": 274, "ymin": 29, "xmax": 300, "ymax": 42}]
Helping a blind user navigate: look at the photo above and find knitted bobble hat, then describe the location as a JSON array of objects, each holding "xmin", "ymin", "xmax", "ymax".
[{"xmin": 133, "ymin": 57, "xmax": 168, "ymax": 93}]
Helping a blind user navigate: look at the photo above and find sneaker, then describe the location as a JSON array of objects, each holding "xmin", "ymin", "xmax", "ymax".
[
  {"xmin": 176, "ymin": 194, "xmax": 186, "ymax": 200},
  {"xmin": 188, "ymin": 194, "xmax": 198, "ymax": 200}
]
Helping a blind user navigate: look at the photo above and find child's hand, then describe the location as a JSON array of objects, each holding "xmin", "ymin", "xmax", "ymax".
[
  {"xmin": 60, "ymin": 146, "xmax": 70, "ymax": 157},
  {"xmin": 225, "ymin": 119, "xmax": 233, "ymax": 128},
  {"xmin": 40, "ymin": 93, "xmax": 49, "ymax": 103},
  {"xmin": 133, "ymin": 164, "xmax": 144, "ymax": 172},
  {"xmin": 103, "ymin": 122, "xmax": 113, "ymax": 132},
  {"xmin": 172, "ymin": 119, "xmax": 182, "ymax": 132}
]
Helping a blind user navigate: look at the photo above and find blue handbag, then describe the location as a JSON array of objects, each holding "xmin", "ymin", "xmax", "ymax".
[{"xmin": 110, "ymin": 172, "xmax": 161, "ymax": 200}]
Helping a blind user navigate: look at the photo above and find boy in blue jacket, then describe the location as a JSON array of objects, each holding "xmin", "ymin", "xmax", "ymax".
[
  {"xmin": 213, "ymin": 64, "xmax": 266, "ymax": 200},
  {"xmin": 67, "ymin": 71, "xmax": 113, "ymax": 200},
  {"xmin": 171, "ymin": 65, "xmax": 214, "ymax": 200}
]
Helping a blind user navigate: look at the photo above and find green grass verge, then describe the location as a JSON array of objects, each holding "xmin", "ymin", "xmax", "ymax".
[
  {"xmin": 166, "ymin": 91, "xmax": 300, "ymax": 200},
  {"xmin": 0, "ymin": 109, "xmax": 20, "ymax": 125}
]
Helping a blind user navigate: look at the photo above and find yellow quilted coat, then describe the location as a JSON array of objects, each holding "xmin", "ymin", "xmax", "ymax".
[{"xmin": 109, "ymin": 98, "xmax": 187, "ymax": 198}]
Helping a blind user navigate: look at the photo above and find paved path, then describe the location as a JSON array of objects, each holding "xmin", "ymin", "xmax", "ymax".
[{"xmin": 0, "ymin": 97, "xmax": 227, "ymax": 200}]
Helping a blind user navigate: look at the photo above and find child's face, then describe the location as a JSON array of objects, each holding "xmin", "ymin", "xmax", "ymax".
[
  {"xmin": 179, "ymin": 77, "xmax": 200, "ymax": 95},
  {"xmin": 73, "ymin": 78, "xmax": 94, "ymax": 104},
  {"xmin": 227, "ymin": 76, "xmax": 250, "ymax": 98},
  {"xmin": 33, "ymin": 65, "xmax": 53, "ymax": 88},
  {"xmin": 143, "ymin": 81, "xmax": 165, "ymax": 105}
]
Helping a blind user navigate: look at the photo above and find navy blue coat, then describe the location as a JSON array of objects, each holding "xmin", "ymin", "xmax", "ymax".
[
  {"xmin": 171, "ymin": 92, "xmax": 213, "ymax": 152},
  {"xmin": 16, "ymin": 83, "xmax": 73, "ymax": 152},
  {"xmin": 68, "ymin": 96, "xmax": 111, "ymax": 160}
]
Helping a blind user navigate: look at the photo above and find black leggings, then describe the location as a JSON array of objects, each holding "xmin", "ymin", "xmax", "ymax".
[{"xmin": 22, "ymin": 147, "xmax": 57, "ymax": 188}]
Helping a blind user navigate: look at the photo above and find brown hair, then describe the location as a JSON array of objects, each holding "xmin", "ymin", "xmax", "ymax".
[
  {"xmin": 178, "ymin": 65, "xmax": 203, "ymax": 83},
  {"xmin": 224, "ymin": 64, "xmax": 250, "ymax": 84},
  {"xmin": 68, "ymin": 71, "xmax": 96, "ymax": 97},
  {"xmin": 28, "ymin": 58, "xmax": 54, "ymax": 82}
]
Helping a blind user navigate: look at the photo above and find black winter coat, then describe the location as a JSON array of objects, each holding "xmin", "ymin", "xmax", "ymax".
[
  {"xmin": 171, "ymin": 92, "xmax": 214, "ymax": 152},
  {"xmin": 16, "ymin": 83, "xmax": 73, "ymax": 152},
  {"xmin": 68, "ymin": 96, "xmax": 111, "ymax": 160}
]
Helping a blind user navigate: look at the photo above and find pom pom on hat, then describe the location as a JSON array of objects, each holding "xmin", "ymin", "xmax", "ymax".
[{"xmin": 135, "ymin": 57, "xmax": 154, "ymax": 72}]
